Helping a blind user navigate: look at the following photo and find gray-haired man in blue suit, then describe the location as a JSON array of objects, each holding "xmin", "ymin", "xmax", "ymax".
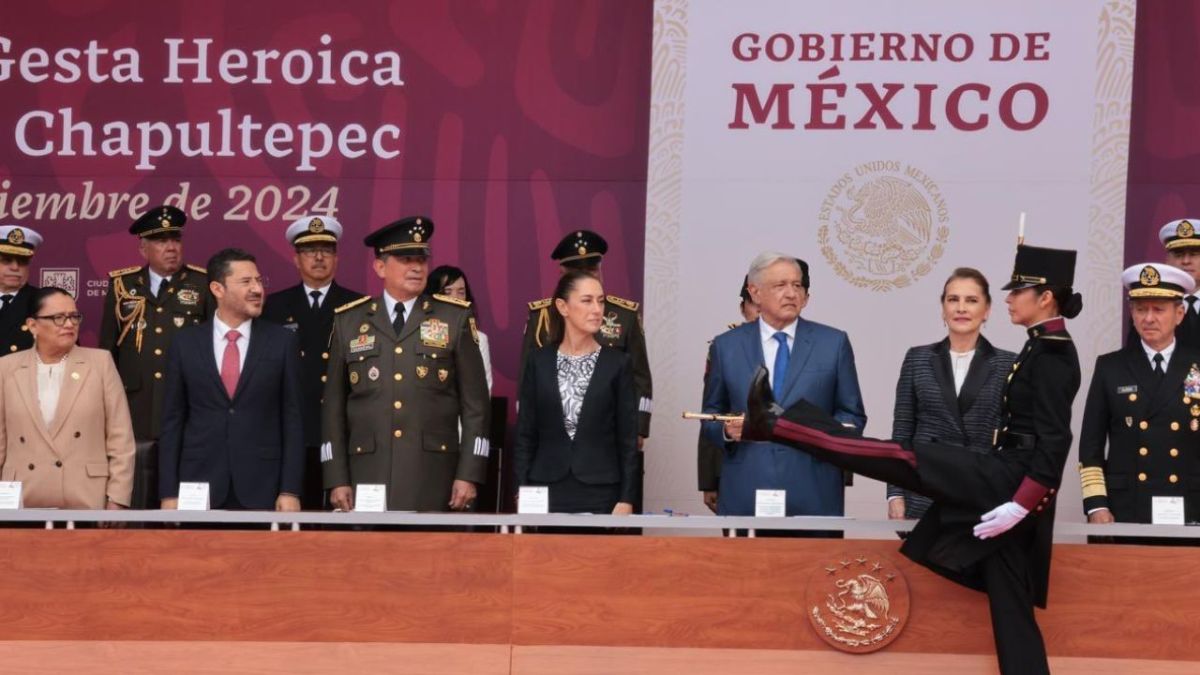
[{"xmin": 701, "ymin": 252, "xmax": 865, "ymax": 518}]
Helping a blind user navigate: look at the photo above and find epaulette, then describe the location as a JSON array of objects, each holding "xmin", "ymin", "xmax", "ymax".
[
  {"xmin": 727, "ymin": 322, "xmax": 739, "ymax": 330},
  {"xmin": 528, "ymin": 298, "xmax": 553, "ymax": 311},
  {"xmin": 606, "ymin": 295, "xmax": 640, "ymax": 312},
  {"xmin": 334, "ymin": 296, "xmax": 372, "ymax": 314},
  {"xmin": 186, "ymin": 264, "xmax": 207, "ymax": 275},
  {"xmin": 108, "ymin": 265, "xmax": 141, "ymax": 278},
  {"xmin": 433, "ymin": 293, "xmax": 471, "ymax": 308}
]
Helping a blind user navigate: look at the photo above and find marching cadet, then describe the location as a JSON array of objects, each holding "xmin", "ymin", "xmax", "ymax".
[
  {"xmin": 1127, "ymin": 218, "xmax": 1200, "ymax": 350},
  {"xmin": 520, "ymin": 230, "xmax": 652, "ymax": 509},
  {"xmin": 322, "ymin": 216, "xmax": 491, "ymax": 512},
  {"xmin": 99, "ymin": 205, "xmax": 213, "ymax": 509},
  {"xmin": 0, "ymin": 225, "xmax": 43, "ymax": 354},
  {"xmin": 1082, "ymin": 262, "xmax": 1200, "ymax": 526},
  {"xmin": 262, "ymin": 215, "xmax": 363, "ymax": 510}
]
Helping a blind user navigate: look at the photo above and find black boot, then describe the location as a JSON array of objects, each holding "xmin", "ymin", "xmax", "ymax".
[{"xmin": 742, "ymin": 366, "xmax": 782, "ymax": 441}]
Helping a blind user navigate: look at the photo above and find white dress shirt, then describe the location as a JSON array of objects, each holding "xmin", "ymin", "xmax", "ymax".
[
  {"xmin": 950, "ymin": 349, "xmax": 976, "ymax": 395},
  {"xmin": 382, "ymin": 291, "xmax": 417, "ymax": 328},
  {"xmin": 1141, "ymin": 339, "xmax": 1176, "ymax": 371},
  {"xmin": 213, "ymin": 314, "xmax": 251, "ymax": 374},
  {"xmin": 35, "ymin": 354, "xmax": 68, "ymax": 427},
  {"xmin": 149, "ymin": 269, "xmax": 172, "ymax": 297},
  {"xmin": 303, "ymin": 282, "xmax": 332, "ymax": 309},
  {"xmin": 759, "ymin": 317, "xmax": 799, "ymax": 392}
]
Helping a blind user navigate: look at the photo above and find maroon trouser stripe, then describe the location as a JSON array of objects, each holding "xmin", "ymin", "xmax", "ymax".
[{"xmin": 773, "ymin": 418, "xmax": 918, "ymax": 468}]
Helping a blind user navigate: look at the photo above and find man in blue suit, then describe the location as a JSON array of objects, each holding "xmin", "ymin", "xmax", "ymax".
[
  {"xmin": 701, "ymin": 253, "xmax": 865, "ymax": 518},
  {"xmin": 158, "ymin": 248, "xmax": 305, "ymax": 511}
]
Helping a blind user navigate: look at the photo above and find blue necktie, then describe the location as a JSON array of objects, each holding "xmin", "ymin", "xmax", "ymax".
[{"xmin": 772, "ymin": 332, "xmax": 790, "ymax": 401}]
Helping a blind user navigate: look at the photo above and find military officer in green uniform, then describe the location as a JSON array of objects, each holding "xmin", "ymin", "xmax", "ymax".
[
  {"xmin": 99, "ymin": 205, "xmax": 213, "ymax": 509},
  {"xmin": 520, "ymin": 230, "xmax": 653, "ymax": 510},
  {"xmin": 0, "ymin": 225, "xmax": 44, "ymax": 354},
  {"xmin": 1081, "ymin": 262, "xmax": 1200, "ymax": 528},
  {"xmin": 322, "ymin": 216, "xmax": 491, "ymax": 512}
]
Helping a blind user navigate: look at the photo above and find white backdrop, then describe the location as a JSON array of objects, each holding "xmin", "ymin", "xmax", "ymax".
[{"xmin": 644, "ymin": 0, "xmax": 1136, "ymax": 530}]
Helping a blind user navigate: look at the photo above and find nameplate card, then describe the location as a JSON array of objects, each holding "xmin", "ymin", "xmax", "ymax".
[
  {"xmin": 177, "ymin": 482, "xmax": 210, "ymax": 511},
  {"xmin": 755, "ymin": 489, "xmax": 787, "ymax": 518},
  {"xmin": 355, "ymin": 484, "xmax": 388, "ymax": 512},
  {"xmin": 518, "ymin": 486, "xmax": 550, "ymax": 514},
  {"xmin": 0, "ymin": 481, "xmax": 22, "ymax": 509},
  {"xmin": 1152, "ymin": 496, "xmax": 1185, "ymax": 525}
]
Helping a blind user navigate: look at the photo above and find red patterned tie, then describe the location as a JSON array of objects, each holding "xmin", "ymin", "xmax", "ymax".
[{"xmin": 222, "ymin": 330, "xmax": 241, "ymax": 398}]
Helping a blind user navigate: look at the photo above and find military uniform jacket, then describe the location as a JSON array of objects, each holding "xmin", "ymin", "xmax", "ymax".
[
  {"xmin": 0, "ymin": 284, "xmax": 37, "ymax": 354},
  {"xmin": 262, "ymin": 281, "xmax": 363, "ymax": 448},
  {"xmin": 521, "ymin": 294, "xmax": 653, "ymax": 436},
  {"xmin": 1079, "ymin": 343, "xmax": 1200, "ymax": 523},
  {"xmin": 902, "ymin": 320, "xmax": 1079, "ymax": 609},
  {"xmin": 99, "ymin": 265, "xmax": 213, "ymax": 440},
  {"xmin": 321, "ymin": 294, "xmax": 491, "ymax": 511}
]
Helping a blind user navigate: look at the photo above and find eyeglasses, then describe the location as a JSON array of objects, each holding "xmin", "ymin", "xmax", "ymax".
[
  {"xmin": 34, "ymin": 312, "xmax": 84, "ymax": 326},
  {"xmin": 298, "ymin": 246, "xmax": 336, "ymax": 258}
]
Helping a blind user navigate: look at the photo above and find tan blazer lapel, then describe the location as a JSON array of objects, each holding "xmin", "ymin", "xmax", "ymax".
[
  {"xmin": 13, "ymin": 351, "xmax": 53, "ymax": 448},
  {"xmin": 48, "ymin": 349, "xmax": 89, "ymax": 440}
]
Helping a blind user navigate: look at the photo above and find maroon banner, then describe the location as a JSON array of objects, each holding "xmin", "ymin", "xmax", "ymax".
[
  {"xmin": 0, "ymin": 0, "xmax": 652, "ymax": 400},
  {"xmin": 1125, "ymin": 0, "xmax": 1200, "ymax": 266}
]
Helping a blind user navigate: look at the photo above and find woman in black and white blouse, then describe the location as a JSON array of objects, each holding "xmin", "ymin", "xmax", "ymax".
[
  {"xmin": 513, "ymin": 270, "xmax": 638, "ymax": 514},
  {"xmin": 887, "ymin": 268, "xmax": 1017, "ymax": 519}
]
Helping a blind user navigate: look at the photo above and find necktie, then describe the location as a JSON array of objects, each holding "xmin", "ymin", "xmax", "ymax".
[
  {"xmin": 1189, "ymin": 296, "xmax": 1197, "ymax": 317},
  {"xmin": 156, "ymin": 277, "xmax": 171, "ymax": 300},
  {"xmin": 772, "ymin": 332, "xmax": 790, "ymax": 401},
  {"xmin": 221, "ymin": 330, "xmax": 242, "ymax": 398},
  {"xmin": 392, "ymin": 303, "xmax": 406, "ymax": 337},
  {"xmin": 1153, "ymin": 352, "xmax": 1165, "ymax": 379},
  {"xmin": 309, "ymin": 290, "xmax": 322, "ymax": 310},
  {"xmin": 0, "ymin": 294, "xmax": 12, "ymax": 313}
]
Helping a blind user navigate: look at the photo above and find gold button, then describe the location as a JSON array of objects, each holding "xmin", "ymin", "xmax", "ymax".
[
  {"xmin": 156, "ymin": 307, "xmax": 163, "ymax": 313},
  {"xmin": 440, "ymin": 444, "xmax": 447, "ymax": 451},
  {"xmin": 1140, "ymin": 421, "xmax": 1149, "ymax": 430},
  {"xmin": 322, "ymin": 352, "xmax": 329, "ymax": 360},
  {"xmin": 8, "ymin": 345, "xmax": 15, "ymax": 353},
  {"xmin": 154, "ymin": 372, "xmax": 162, "ymax": 379},
  {"xmin": 1172, "ymin": 422, "xmax": 1181, "ymax": 431},
  {"xmin": 393, "ymin": 401, "xmax": 402, "ymax": 410},
  {"xmin": 154, "ymin": 348, "xmax": 162, "ymax": 356},
  {"xmin": 394, "ymin": 346, "xmax": 403, "ymax": 355},
  {"xmin": 1138, "ymin": 472, "xmax": 1148, "ymax": 482},
  {"xmin": 1171, "ymin": 448, "xmax": 1180, "ymax": 458},
  {"xmin": 300, "ymin": 351, "xmax": 306, "ymax": 358},
  {"xmin": 393, "ymin": 430, "xmax": 403, "ymax": 439},
  {"xmin": 1170, "ymin": 474, "xmax": 1179, "ymax": 483},
  {"xmin": 155, "ymin": 327, "xmax": 163, "ymax": 334},
  {"xmin": 355, "ymin": 447, "xmax": 362, "ymax": 454},
  {"xmin": 1139, "ymin": 447, "xmax": 1149, "ymax": 456},
  {"xmin": 1129, "ymin": 394, "xmax": 1138, "ymax": 402},
  {"xmin": 1186, "ymin": 396, "xmax": 1193, "ymax": 405},
  {"xmin": 321, "ymin": 375, "xmax": 327, "ymax": 383},
  {"xmin": 394, "ymin": 373, "xmax": 402, "ymax": 381}
]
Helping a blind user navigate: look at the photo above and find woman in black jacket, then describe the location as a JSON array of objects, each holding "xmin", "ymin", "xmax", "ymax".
[
  {"xmin": 514, "ymin": 270, "xmax": 638, "ymax": 514},
  {"xmin": 741, "ymin": 243, "xmax": 1082, "ymax": 675},
  {"xmin": 888, "ymin": 268, "xmax": 1017, "ymax": 520}
]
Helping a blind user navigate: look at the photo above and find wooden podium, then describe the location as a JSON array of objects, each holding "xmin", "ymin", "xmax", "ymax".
[{"xmin": 0, "ymin": 530, "xmax": 1197, "ymax": 674}]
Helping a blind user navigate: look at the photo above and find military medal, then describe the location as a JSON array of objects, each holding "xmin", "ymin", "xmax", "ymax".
[
  {"xmin": 1193, "ymin": 419, "xmax": 1199, "ymax": 432},
  {"xmin": 1186, "ymin": 364, "xmax": 1200, "ymax": 398},
  {"xmin": 416, "ymin": 365, "xmax": 429, "ymax": 379},
  {"xmin": 368, "ymin": 366, "xmax": 380, "ymax": 382},
  {"xmin": 359, "ymin": 323, "xmax": 370, "ymax": 334},
  {"xmin": 177, "ymin": 289, "xmax": 199, "ymax": 306},
  {"xmin": 423, "ymin": 300, "xmax": 431, "ymax": 311},
  {"xmin": 349, "ymin": 334, "xmax": 376, "ymax": 354},
  {"xmin": 1192, "ymin": 405, "xmax": 1200, "ymax": 417},
  {"xmin": 349, "ymin": 371, "xmax": 359, "ymax": 385},
  {"xmin": 173, "ymin": 316, "xmax": 185, "ymax": 328},
  {"xmin": 438, "ymin": 368, "xmax": 449, "ymax": 382},
  {"xmin": 1125, "ymin": 417, "xmax": 1133, "ymax": 428},
  {"xmin": 419, "ymin": 318, "xmax": 449, "ymax": 348},
  {"xmin": 600, "ymin": 313, "xmax": 621, "ymax": 340}
]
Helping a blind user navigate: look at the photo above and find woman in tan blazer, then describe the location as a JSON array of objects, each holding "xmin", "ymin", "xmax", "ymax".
[{"xmin": 0, "ymin": 287, "xmax": 134, "ymax": 509}]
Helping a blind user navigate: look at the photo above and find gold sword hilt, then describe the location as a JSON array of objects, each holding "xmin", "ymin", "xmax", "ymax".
[{"xmin": 681, "ymin": 412, "xmax": 745, "ymax": 422}]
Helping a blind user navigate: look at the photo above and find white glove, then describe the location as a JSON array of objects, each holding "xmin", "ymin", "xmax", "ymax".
[{"xmin": 973, "ymin": 501, "xmax": 1029, "ymax": 540}]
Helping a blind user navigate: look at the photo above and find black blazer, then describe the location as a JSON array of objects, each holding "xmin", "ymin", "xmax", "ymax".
[
  {"xmin": 514, "ymin": 345, "xmax": 639, "ymax": 504},
  {"xmin": 888, "ymin": 336, "xmax": 1016, "ymax": 516},
  {"xmin": 262, "ymin": 281, "xmax": 364, "ymax": 447},
  {"xmin": 158, "ymin": 318, "xmax": 305, "ymax": 509}
]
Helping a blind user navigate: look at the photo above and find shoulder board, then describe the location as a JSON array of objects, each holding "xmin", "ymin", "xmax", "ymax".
[
  {"xmin": 432, "ymin": 293, "xmax": 471, "ymax": 308},
  {"xmin": 108, "ymin": 265, "xmax": 142, "ymax": 278},
  {"xmin": 185, "ymin": 264, "xmax": 207, "ymax": 275},
  {"xmin": 606, "ymin": 295, "xmax": 640, "ymax": 312},
  {"xmin": 334, "ymin": 296, "xmax": 372, "ymax": 314},
  {"xmin": 528, "ymin": 298, "xmax": 553, "ymax": 311}
]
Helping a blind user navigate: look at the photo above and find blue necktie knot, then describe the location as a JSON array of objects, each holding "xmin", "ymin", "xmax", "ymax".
[{"xmin": 772, "ymin": 331, "xmax": 790, "ymax": 401}]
